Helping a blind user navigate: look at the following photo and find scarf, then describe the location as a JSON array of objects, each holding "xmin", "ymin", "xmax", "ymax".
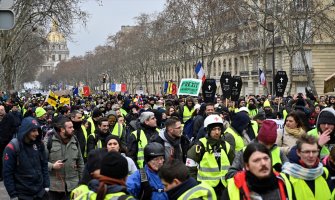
[
  {"xmin": 282, "ymin": 162, "xmax": 324, "ymax": 180},
  {"xmin": 284, "ymin": 126, "xmax": 304, "ymax": 137},
  {"xmin": 246, "ymin": 171, "xmax": 279, "ymax": 194},
  {"xmin": 164, "ymin": 130, "xmax": 182, "ymax": 161},
  {"xmin": 99, "ymin": 175, "xmax": 126, "ymax": 186}
]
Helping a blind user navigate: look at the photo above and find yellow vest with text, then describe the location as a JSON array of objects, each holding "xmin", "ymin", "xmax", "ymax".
[
  {"xmin": 284, "ymin": 168, "xmax": 331, "ymax": 200},
  {"xmin": 224, "ymin": 127, "xmax": 245, "ymax": 151},
  {"xmin": 183, "ymin": 106, "xmax": 194, "ymax": 123},
  {"xmin": 87, "ymin": 117, "xmax": 96, "ymax": 135},
  {"xmin": 197, "ymin": 138, "xmax": 231, "ymax": 187},
  {"xmin": 177, "ymin": 183, "xmax": 217, "ymax": 200},
  {"xmin": 131, "ymin": 128, "xmax": 159, "ymax": 168}
]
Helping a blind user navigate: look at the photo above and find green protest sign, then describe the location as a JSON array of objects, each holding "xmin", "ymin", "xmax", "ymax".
[{"xmin": 177, "ymin": 79, "xmax": 202, "ymax": 96}]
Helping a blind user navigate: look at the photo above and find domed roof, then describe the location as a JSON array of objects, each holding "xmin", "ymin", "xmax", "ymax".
[{"xmin": 47, "ymin": 20, "xmax": 66, "ymax": 43}]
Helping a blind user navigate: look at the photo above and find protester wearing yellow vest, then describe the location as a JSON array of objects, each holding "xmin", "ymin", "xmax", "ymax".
[
  {"xmin": 222, "ymin": 143, "xmax": 291, "ymax": 200},
  {"xmin": 71, "ymin": 149, "xmax": 108, "ymax": 199},
  {"xmin": 70, "ymin": 110, "xmax": 89, "ymax": 162},
  {"xmin": 159, "ymin": 159, "xmax": 217, "ymax": 200},
  {"xmin": 186, "ymin": 114, "xmax": 235, "ymax": 197},
  {"xmin": 127, "ymin": 111, "xmax": 160, "ymax": 168},
  {"xmin": 74, "ymin": 152, "xmax": 135, "ymax": 200},
  {"xmin": 307, "ymin": 107, "xmax": 335, "ymax": 159},
  {"xmin": 181, "ymin": 97, "xmax": 195, "ymax": 123},
  {"xmin": 224, "ymin": 111, "xmax": 255, "ymax": 151},
  {"xmin": 87, "ymin": 108, "xmax": 103, "ymax": 135},
  {"xmin": 86, "ymin": 117, "xmax": 111, "ymax": 155},
  {"xmin": 226, "ymin": 120, "xmax": 288, "ymax": 179},
  {"xmin": 281, "ymin": 134, "xmax": 332, "ymax": 200},
  {"xmin": 111, "ymin": 115, "xmax": 127, "ymax": 151}
]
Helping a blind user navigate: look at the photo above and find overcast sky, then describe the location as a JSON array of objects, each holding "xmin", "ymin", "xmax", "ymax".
[{"xmin": 68, "ymin": 0, "xmax": 166, "ymax": 57}]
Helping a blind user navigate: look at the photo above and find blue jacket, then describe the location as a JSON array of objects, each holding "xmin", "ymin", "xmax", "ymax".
[
  {"xmin": 126, "ymin": 165, "xmax": 168, "ymax": 200},
  {"xmin": 3, "ymin": 117, "xmax": 49, "ymax": 199}
]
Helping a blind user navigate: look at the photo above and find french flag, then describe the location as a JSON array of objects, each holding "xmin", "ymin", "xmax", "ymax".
[
  {"xmin": 259, "ymin": 68, "xmax": 266, "ymax": 86},
  {"xmin": 195, "ymin": 61, "xmax": 206, "ymax": 82}
]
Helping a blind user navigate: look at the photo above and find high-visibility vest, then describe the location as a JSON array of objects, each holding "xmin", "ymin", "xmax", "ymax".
[
  {"xmin": 282, "ymin": 168, "xmax": 331, "ymax": 200},
  {"xmin": 271, "ymin": 146, "xmax": 282, "ymax": 166},
  {"xmin": 283, "ymin": 109, "xmax": 288, "ymax": 121},
  {"xmin": 81, "ymin": 125, "xmax": 88, "ymax": 158},
  {"xmin": 131, "ymin": 128, "xmax": 159, "ymax": 168},
  {"xmin": 74, "ymin": 189, "xmax": 134, "ymax": 200},
  {"xmin": 87, "ymin": 117, "xmax": 96, "ymax": 135},
  {"xmin": 120, "ymin": 108, "xmax": 128, "ymax": 117},
  {"xmin": 90, "ymin": 133, "xmax": 103, "ymax": 149},
  {"xmin": 227, "ymin": 171, "xmax": 289, "ymax": 200},
  {"xmin": 308, "ymin": 128, "xmax": 330, "ymax": 158},
  {"xmin": 112, "ymin": 123, "xmax": 123, "ymax": 138},
  {"xmin": 71, "ymin": 184, "xmax": 90, "ymax": 200},
  {"xmin": 197, "ymin": 138, "xmax": 231, "ymax": 187},
  {"xmin": 183, "ymin": 106, "xmax": 194, "ymax": 123},
  {"xmin": 177, "ymin": 183, "xmax": 217, "ymax": 200},
  {"xmin": 250, "ymin": 120, "xmax": 258, "ymax": 137},
  {"xmin": 224, "ymin": 127, "xmax": 245, "ymax": 151}
]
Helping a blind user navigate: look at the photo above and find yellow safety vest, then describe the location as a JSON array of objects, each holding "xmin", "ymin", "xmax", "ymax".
[
  {"xmin": 120, "ymin": 108, "xmax": 128, "ymax": 117},
  {"xmin": 71, "ymin": 184, "xmax": 90, "ymax": 200},
  {"xmin": 74, "ymin": 190, "xmax": 133, "ymax": 200},
  {"xmin": 224, "ymin": 127, "xmax": 245, "ymax": 151},
  {"xmin": 90, "ymin": 133, "xmax": 103, "ymax": 149},
  {"xmin": 183, "ymin": 106, "xmax": 194, "ymax": 123},
  {"xmin": 87, "ymin": 117, "xmax": 96, "ymax": 135},
  {"xmin": 112, "ymin": 123, "xmax": 124, "ymax": 138},
  {"xmin": 81, "ymin": 125, "xmax": 88, "ymax": 158},
  {"xmin": 283, "ymin": 109, "xmax": 288, "ymax": 121},
  {"xmin": 250, "ymin": 120, "xmax": 258, "ymax": 137},
  {"xmin": 178, "ymin": 183, "xmax": 217, "ymax": 200},
  {"xmin": 131, "ymin": 128, "xmax": 159, "ymax": 168},
  {"xmin": 197, "ymin": 138, "xmax": 231, "ymax": 187},
  {"xmin": 308, "ymin": 128, "xmax": 330, "ymax": 158},
  {"xmin": 285, "ymin": 168, "xmax": 331, "ymax": 200},
  {"xmin": 271, "ymin": 146, "xmax": 282, "ymax": 166}
]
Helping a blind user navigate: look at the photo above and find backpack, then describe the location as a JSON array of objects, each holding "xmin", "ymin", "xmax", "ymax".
[
  {"xmin": 183, "ymin": 117, "xmax": 195, "ymax": 141},
  {"xmin": 9, "ymin": 138, "xmax": 45, "ymax": 166}
]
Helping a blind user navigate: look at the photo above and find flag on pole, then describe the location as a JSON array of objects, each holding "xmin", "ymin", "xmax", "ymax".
[
  {"xmin": 116, "ymin": 84, "xmax": 121, "ymax": 92},
  {"xmin": 259, "ymin": 68, "xmax": 266, "ymax": 86},
  {"xmin": 121, "ymin": 84, "xmax": 127, "ymax": 92},
  {"xmin": 83, "ymin": 86, "xmax": 90, "ymax": 97},
  {"xmin": 195, "ymin": 61, "xmax": 206, "ymax": 82}
]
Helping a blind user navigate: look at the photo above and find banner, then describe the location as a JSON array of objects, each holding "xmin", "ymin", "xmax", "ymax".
[
  {"xmin": 83, "ymin": 86, "xmax": 90, "ymax": 97},
  {"xmin": 110, "ymin": 84, "xmax": 116, "ymax": 92},
  {"xmin": 177, "ymin": 79, "xmax": 202, "ymax": 96},
  {"xmin": 45, "ymin": 90, "xmax": 58, "ymax": 107},
  {"xmin": 116, "ymin": 84, "xmax": 121, "ymax": 92},
  {"xmin": 202, "ymin": 79, "xmax": 217, "ymax": 103},
  {"xmin": 274, "ymin": 71, "xmax": 288, "ymax": 97},
  {"xmin": 121, "ymin": 84, "xmax": 127, "ymax": 92}
]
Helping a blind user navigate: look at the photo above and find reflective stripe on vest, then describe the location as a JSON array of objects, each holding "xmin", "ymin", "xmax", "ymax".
[
  {"xmin": 81, "ymin": 125, "xmax": 88, "ymax": 158},
  {"xmin": 224, "ymin": 127, "xmax": 245, "ymax": 151},
  {"xmin": 87, "ymin": 117, "xmax": 95, "ymax": 134},
  {"xmin": 288, "ymin": 168, "xmax": 331, "ymax": 200},
  {"xmin": 178, "ymin": 183, "xmax": 217, "ymax": 200},
  {"xmin": 197, "ymin": 138, "xmax": 231, "ymax": 187},
  {"xmin": 183, "ymin": 106, "xmax": 194, "ymax": 123}
]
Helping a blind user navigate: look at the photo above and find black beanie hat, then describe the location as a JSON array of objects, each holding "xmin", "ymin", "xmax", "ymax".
[
  {"xmin": 92, "ymin": 108, "xmax": 102, "ymax": 118},
  {"xmin": 86, "ymin": 149, "xmax": 108, "ymax": 173},
  {"xmin": 318, "ymin": 109, "xmax": 335, "ymax": 125},
  {"xmin": 100, "ymin": 152, "xmax": 128, "ymax": 179}
]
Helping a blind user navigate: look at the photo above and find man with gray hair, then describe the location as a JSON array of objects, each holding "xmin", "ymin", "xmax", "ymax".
[{"xmin": 127, "ymin": 111, "xmax": 159, "ymax": 168}]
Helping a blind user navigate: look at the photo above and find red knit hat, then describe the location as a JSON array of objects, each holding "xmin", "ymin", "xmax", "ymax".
[{"xmin": 257, "ymin": 120, "xmax": 277, "ymax": 145}]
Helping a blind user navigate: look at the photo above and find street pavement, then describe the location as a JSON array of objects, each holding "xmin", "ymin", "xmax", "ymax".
[{"xmin": 0, "ymin": 181, "xmax": 9, "ymax": 199}]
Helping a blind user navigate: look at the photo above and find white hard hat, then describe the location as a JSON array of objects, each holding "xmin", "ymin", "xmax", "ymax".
[
  {"xmin": 204, "ymin": 114, "xmax": 223, "ymax": 128},
  {"xmin": 239, "ymin": 107, "xmax": 249, "ymax": 113}
]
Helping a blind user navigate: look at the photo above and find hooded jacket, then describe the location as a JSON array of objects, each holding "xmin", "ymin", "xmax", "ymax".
[{"xmin": 3, "ymin": 117, "xmax": 49, "ymax": 199}]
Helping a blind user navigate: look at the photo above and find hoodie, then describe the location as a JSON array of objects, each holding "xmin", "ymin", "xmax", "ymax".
[{"xmin": 3, "ymin": 117, "xmax": 49, "ymax": 199}]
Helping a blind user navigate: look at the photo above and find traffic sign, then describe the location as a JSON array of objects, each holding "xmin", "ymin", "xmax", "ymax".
[
  {"xmin": 202, "ymin": 79, "xmax": 217, "ymax": 103},
  {"xmin": 0, "ymin": 0, "xmax": 15, "ymax": 30},
  {"xmin": 220, "ymin": 72, "xmax": 232, "ymax": 99},
  {"xmin": 275, "ymin": 71, "xmax": 288, "ymax": 97}
]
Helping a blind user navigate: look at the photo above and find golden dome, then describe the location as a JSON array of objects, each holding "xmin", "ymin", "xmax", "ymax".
[{"xmin": 47, "ymin": 20, "xmax": 66, "ymax": 43}]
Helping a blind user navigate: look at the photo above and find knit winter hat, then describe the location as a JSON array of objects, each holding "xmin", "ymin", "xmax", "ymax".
[
  {"xmin": 100, "ymin": 152, "xmax": 128, "ymax": 179},
  {"xmin": 92, "ymin": 108, "xmax": 102, "ymax": 118},
  {"xmin": 35, "ymin": 107, "xmax": 46, "ymax": 118},
  {"xmin": 139, "ymin": 111, "xmax": 155, "ymax": 124},
  {"xmin": 257, "ymin": 120, "xmax": 277, "ymax": 145},
  {"xmin": 317, "ymin": 108, "xmax": 335, "ymax": 125},
  {"xmin": 86, "ymin": 149, "xmax": 108, "ymax": 173},
  {"xmin": 231, "ymin": 112, "xmax": 250, "ymax": 134}
]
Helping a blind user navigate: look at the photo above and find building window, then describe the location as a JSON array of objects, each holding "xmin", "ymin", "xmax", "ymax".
[
  {"xmin": 293, "ymin": 50, "xmax": 312, "ymax": 73},
  {"xmin": 223, "ymin": 59, "xmax": 226, "ymax": 71},
  {"xmin": 234, "ymin": 58, "xmax": 238, "ymax": 75},
  {"xmin": 253, "ymin": 56, "xmax": 258, "ymax": 71},
  {"xmin": 58, "ymin": 54, "xmax": 62, "ymax": 61},
  {"xmin": 213, "ymin": 60, "xmax": 216, "ymax": 76},
  {"xmin": 228, "ymin": 58, "xmax": 232, "ymax": 72},
  {"xmin": 52, "ymin": 55, "xmax": 55, "ymax": 61}
]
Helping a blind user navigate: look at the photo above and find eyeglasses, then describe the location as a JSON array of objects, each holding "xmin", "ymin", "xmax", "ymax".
[{"xmin": 300, "ymin": 150, "xmax": 319, "ymax": 155}]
